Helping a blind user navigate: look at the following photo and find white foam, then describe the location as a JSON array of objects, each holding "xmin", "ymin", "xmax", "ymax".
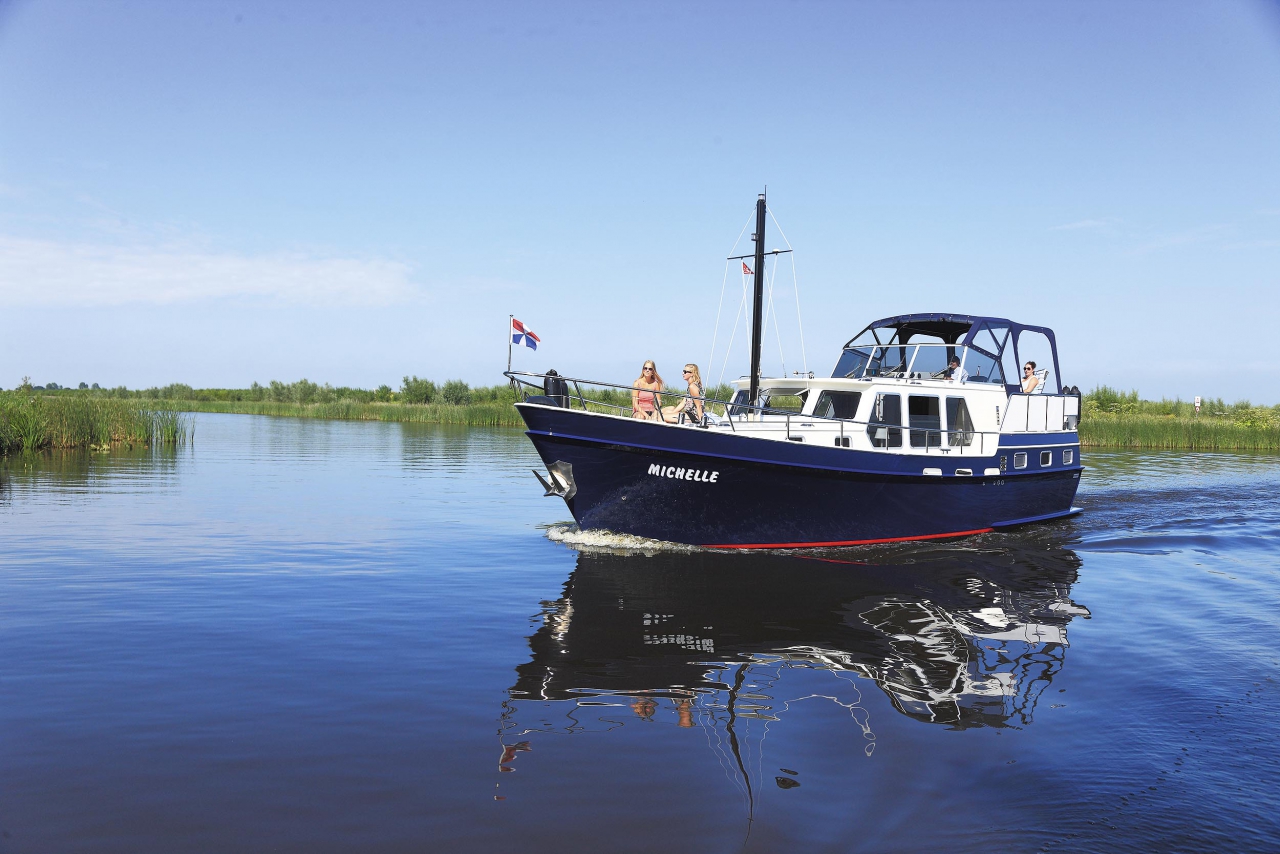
[{"xmin": 542, "ymin": 522, "xmax": 701, "ymax": 555}]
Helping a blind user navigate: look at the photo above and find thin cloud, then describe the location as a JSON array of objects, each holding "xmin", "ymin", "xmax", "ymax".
[
  {"xmin": 0, "ymin": 234, "xmax": 418, "ymax": 306},
  {"xmin": 1049, "ymin": 218, "xmax": 1113, "ymax": 231},
  {"xmin": 1221, "ymin": 238, "xmax": 1280, "ymax": 250},
  {"xmin": 1130, "ymin": 224, "xmax": 1230, "ymax": 255}
]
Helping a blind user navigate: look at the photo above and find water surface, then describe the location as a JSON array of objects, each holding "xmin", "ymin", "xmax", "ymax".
[{"xmin": 2, "ymin": 415, "xmax": 1278, "ymax": 852}]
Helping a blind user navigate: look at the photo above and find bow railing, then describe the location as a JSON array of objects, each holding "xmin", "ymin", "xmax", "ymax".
[{"xmin": 505, "ymin": 370, "xmax": 1010, "ymax": 455}]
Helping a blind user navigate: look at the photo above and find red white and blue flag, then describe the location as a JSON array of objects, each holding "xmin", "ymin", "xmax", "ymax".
[
  {"xmin": 511, "ymin": 318, "xmax": 541, "ymax": 350},
  {"xmin": 742, "ymin": 261, "xmax": 753, "ymax": 276}
]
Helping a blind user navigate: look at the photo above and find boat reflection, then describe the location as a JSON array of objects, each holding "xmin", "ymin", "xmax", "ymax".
[{"xmin": 501, "ymin": 533, "xmax": 1088, "ymax": 771}]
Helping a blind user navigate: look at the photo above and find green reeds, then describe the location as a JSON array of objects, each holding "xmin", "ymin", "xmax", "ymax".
[
  {"xmin": 1078, "ymin": 413, "xmax": 1280, "ymax": 451},
  {"xmin": 158, "ymin": 399, "xmax": 526, "ymax": 427},
  {"xmin": 0, "ymin": 392, "xmax": 191, "ymax": 454}
]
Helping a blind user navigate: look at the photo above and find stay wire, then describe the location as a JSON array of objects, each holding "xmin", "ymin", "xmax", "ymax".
[
  {"xmin": 764, "ymin": 259, "xmax": 786, "ymax": 377},
  {"xmin": 768, "ymin": 208, "xmax": 808, "ymax": 376},
  {"xmin": 717, "ymin": 267, "xmax": 751, "ymax": 387},
  {"xmin": 709, "ymin": 209, "xmax": 757, "ymax": 383}
]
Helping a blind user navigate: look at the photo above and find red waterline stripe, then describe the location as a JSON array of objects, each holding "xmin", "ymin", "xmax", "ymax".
[{"xmin": 704, "ymin": 527, "xmax": 995, "ymax": 550}]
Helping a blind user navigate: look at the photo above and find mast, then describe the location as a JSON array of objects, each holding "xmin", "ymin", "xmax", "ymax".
[{"xmin": 749, "ymin": 192, "xmax": 766, "ymax": 405}]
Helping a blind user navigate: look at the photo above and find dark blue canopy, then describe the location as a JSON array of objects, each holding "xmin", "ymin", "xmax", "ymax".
[{"xmin": 840, "ymin": 313, "xmax": 1062, "ymax": 394}]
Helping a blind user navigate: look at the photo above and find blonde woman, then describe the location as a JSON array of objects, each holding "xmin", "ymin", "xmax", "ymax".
[
  {"xmin": 631, "ymin": 360, "xmax": 663, "ymax": 420},
  {"xmin": 662, "ymin": 363, "xmax": 705, "ymax": 425}
]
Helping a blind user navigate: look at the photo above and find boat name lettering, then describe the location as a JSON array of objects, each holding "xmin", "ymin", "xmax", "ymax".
[{"xmin": 647, "ymin": 463, "xmax": 719, "ymax": 483}]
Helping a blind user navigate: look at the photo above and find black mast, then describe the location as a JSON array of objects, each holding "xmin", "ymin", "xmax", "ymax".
[{"xmin": 749, "ymin": 192, "xmax": 766, "ymax": 405}]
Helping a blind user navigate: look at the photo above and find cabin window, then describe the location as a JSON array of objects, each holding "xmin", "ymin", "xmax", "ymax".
[
  {"xmin": 761, "ymin": 392, "xmax": 806, "ymax": 413},
  {"xmin": 1015, "ymin": 330, "xmax": 1057, "ymax": 394},
  {"xmin": 1014, "ymin": 452, "xmax": 1028, "ymax": 469},
  {"xmin": 946, "ymin": 397, "xmax": 975, "ymax": 447},
  {"xmin": 1040, "ymin": 450, "xmax": 1052, "ymax": 466},
  {"xmin": 867, "ymin": 345, "xmax": 911, "ymax": 378},
  {"xmin": 813, "ymin": 391, "xmax": 862, "ymax": 420},
  {"xmin": 959, "ymin": 349, "xmax": 1003, "ymax": 385},
  {"xmin": 1063, "ymin": 449, "xmax": 1074, "ymax": 465},
  {"xmin": 907, "ymin": 345, "xmax": 952, "ymax": 379},
  {"xmin": 867, "ymin": 393, "xmax": 902, "ymax": 448},
  {"xmin": 833, "ymin": 348, "xmax": 872, "ymax": 379},
  {"xmin": 973, "ymin": 324, "xmax": 1006, "ymax": 357},
  {"xmin": 908, "ymin": 396, "xmax": 942, "ymax": 448}
]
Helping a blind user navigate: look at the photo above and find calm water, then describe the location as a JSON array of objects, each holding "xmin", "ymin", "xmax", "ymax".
[{"xmin": 1, "ymin": 414, "xmax": 1278, "ymax": 853}]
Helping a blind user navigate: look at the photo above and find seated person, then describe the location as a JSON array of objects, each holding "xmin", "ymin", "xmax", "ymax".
[
  {"xmin": 1021, "ymin": 361, "xmax": 1040, "ymax": 393},
  {"xmin": 944, "ymin": 355, "xmax": 968, "ymax": 382},
  {"xmin": 661, "ymin": 363, "xmax": 705, "ymax": 425},
  {"xmin": 632, "ymin": 361, "xmax": 663, "ymax": 420}
]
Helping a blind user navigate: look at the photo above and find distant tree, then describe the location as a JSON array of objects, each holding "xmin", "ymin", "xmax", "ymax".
[
  {"xmin": 19, "ymin": 376, "xmax": 32, "ymax": 393},
  {"xmin": 45, "ymin": 382, "xmax": 60, "ymax": 390},
  {"xmin": 441, "ymin": 380, "xmax": 472, "ymax": 406},
  {"xmin": 401, "ymin": 375, "xmax": 436, "ymax": 404},
  {"xmin": 291, "ymin": 379, "xmax": 319, "ymax": 404},
  {"xmin": 374, "ymin": 384, "xmax": 394, "ymax": 402},
  {"xmin": 249, "ymin": 381, "xmax": 265, "ymax": 401},
  {"xmin": 79, "ymin": 382, "xmax": 89, "ymax": 389},
  {"xmin": 91, "ymin": 383, "xmax": 100, "ymax": 390},
  {"xmin": 159, "ymin": 383, "xmax": 195, "ymax": 400}
]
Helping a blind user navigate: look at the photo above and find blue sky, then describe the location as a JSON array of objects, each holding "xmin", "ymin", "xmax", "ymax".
[{"xmin": 2, "ymin": 0, "xmax": 1278, "ymax": 401}]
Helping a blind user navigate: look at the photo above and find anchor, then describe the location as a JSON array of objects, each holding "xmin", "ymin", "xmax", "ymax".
[{"xmin": 531, "ymin": 460, "xmax": 577, "ymax": 500}]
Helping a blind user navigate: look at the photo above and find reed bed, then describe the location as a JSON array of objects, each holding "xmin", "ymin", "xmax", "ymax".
[
  {"xmin": 162, "ymin": 382, "xmax": 745, "ymax": 427},
  {"xmin": 1078, "ymin": 414, "xmax": 1280, "ymax": 451},
  {"xmin": 163, "ymin": 399, "xmax": 525, "ymax": 427},
  {"xmin": 18, "ymin": 382, "xmax": 1280, "ymax": 452},
  {"xmin": 0, "ymin": 392, "xmax": 193, "ymax": 454},
  {"xmin": 152, "ymin": 391, "xmax": 1280, "ymax": 451}
]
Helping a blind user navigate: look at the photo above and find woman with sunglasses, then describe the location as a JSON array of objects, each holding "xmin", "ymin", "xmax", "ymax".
[
  {"xmin": 631, "ymin": 360, "xmax": 664, "ymax": 420},
  {"xmin": 660, "ymin": 363, "xmax": 711, "ymax": 425},
  {"xmin": 662, "ymin": 363, "xmax": 705, "ymax": 425},
  {"xmin": 1021, "ymin": 361, "xmax": 1040, "ymax": 393}
]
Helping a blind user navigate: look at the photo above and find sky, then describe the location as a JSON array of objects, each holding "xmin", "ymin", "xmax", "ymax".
[{"xmin": 2, "ymin": 0, "xmax": 1279, "ymax": 402}]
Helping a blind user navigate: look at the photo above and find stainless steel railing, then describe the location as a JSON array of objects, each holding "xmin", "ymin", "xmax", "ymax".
[{"xmin": 504, "ymin": 370, "xmax": 1008, "ymax": 454}]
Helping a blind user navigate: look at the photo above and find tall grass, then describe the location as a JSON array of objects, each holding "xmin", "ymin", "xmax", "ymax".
[
  {"xmin": 1078, "ymin": 414, "xmax": 1280, "ymax": 450},
  {"xmin": 0, "ymin": 392, "xmax": 192, "ymax": 454},
  {"xmin": 158, "ymin": 399, "xmax": 524, "ymax": 427},
  {"xmin": 16, "ymin": 380, "xmax": 1280, "ymax": 451},
  {"xmin": 1078, "ymin": 386, "xmax": 1280, "ymax": 450}
]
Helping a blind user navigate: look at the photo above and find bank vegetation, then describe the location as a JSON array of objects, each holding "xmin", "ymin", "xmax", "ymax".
[
  {"xmin": 1, "ymin": 382, "xmax": 192, "ymax": 454},
  {"xmin": 13, "ymin": 378, "xmax": 1280, "ymax": 452}
]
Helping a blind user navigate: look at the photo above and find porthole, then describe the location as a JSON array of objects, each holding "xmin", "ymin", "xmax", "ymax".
[
  {"xmin": 1014, "ymin": 452, "xmax": 1027, "ymax": 469},
  {"xmin": 1040, "ymin": 450, "xmax": 1052, "ymax": 466},
  {"xmin": 1063, "ymin": 449, "xmax": 1074, "ymax": 465}
]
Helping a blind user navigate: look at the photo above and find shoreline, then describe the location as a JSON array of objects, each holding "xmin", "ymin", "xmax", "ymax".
[
  {"xmin": 6, "ymin": 393, "xmax": 1279, "ymax": 453},
  {"xmin": 162, "ymin": 400, "xmax": 1280, "ymax": 452}
]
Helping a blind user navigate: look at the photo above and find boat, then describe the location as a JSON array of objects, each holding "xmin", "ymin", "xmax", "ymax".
[{"xmin": 507, "ymin": 193, "xmax": 1083, "ymax": 548}]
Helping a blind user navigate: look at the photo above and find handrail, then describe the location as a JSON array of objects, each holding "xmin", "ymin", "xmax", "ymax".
[
  {"xmin": 504, "ymin": 370, "xmax": 1012, "ymax": 453},
  {"xmin": 507, "ymin": 369, "xmax": 809, "ymax": 425}
]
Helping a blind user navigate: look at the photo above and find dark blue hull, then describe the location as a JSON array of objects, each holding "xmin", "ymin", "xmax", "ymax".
[{"xmin": 517, "ymin": 404, "xmax": 1082, "ymax": 548}]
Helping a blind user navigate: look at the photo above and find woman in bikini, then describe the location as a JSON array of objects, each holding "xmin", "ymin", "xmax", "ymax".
[
  {"xmin": 631, "ymin": 360, "xmax": 663, "ymax": 419},
  {"xmin": 661, "ymin": 363, "xmax": 704, "ymax": 425}
]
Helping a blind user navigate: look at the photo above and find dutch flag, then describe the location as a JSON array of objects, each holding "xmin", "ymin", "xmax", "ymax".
[{"xmin": 511, "ymin": 318, "xmax": 541, "ymax": 350}]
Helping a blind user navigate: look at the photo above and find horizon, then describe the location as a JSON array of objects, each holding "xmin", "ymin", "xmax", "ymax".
[{"xmin": 3, "ymin": 1, "xmax": 1279, "ymax": 404}]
